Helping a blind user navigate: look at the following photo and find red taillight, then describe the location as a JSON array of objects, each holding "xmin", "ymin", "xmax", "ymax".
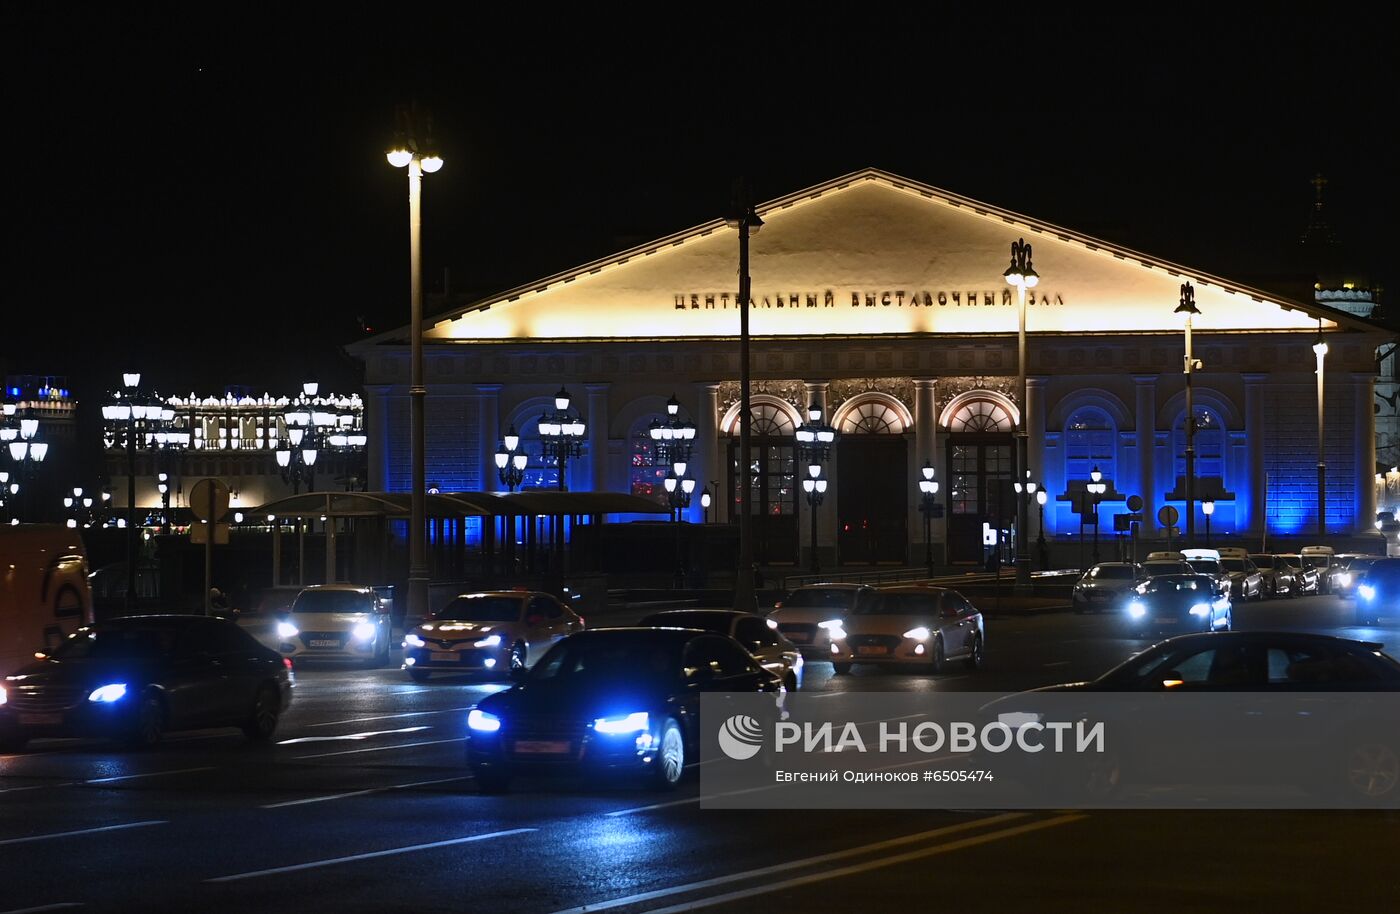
[
  {"xmin": 578, "ymin": 616, "xmax": 586, "ymax": 628},
  {"xmin": 283, "ymin": 657, "xmax": 294, "ymax": 670}
]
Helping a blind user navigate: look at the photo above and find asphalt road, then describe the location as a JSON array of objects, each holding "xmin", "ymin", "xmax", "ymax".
[{"xmin": 3, "ymin": 592, "xmax": 1399, "ymax": 913}]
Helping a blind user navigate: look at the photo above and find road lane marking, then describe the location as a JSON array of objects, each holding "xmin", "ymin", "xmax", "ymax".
[
  {"xmin": 604, "ymin": 785, "xmax": 778, "ymax": 817},
  {"xmin": 293, "ymin": 737, "xmax": 462, "ymax": 760},
  {"xmin": 0, "ymin": 904, "xmax": 85, "ymax": 913},
  {"xmin": 84, "ymin": 766, "xmax": 216, "ymax": 784},
  {"xmin": 550, "ymin": 814, "xmax": 1028, "ymax": 913},
  {"xmin": 611, "ymin": 813, "xmax": 1088, "ymax": 914},
  {"xmin": 260, "ymin": 775, "xmax": 473, "ymax": 808},
  {"xmin": 1043, "ymin": 661, "xmax": 1072, "ymax": 667},
  {"xmin": 277, "ymin": 726, "xmax": 431, "ymax": 745},
  {"xmin": 0, "ymin": 821, "xmax": 167, "ymax": 847},
  {"xmin": 205, "ymin": 828, "xmax": 536, "ymax": 882},
  {"xmin": 306, "ymin": 707, "xmax": 477, "ymax": 728}
]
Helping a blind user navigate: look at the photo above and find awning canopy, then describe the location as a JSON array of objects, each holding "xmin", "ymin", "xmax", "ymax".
[{"xmin": 254, "ymin": 490, "xmax": 669, "ymax": 519}]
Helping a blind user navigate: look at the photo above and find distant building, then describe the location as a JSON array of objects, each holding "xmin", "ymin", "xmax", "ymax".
[{"xmin": 1, "ymin": 375, "xmax": 76, "ymax": 522}]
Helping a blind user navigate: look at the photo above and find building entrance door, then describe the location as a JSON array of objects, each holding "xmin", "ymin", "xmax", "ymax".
[
  {"xmin": 837, "ymin": 436, "xmax": 908, "ymax": 564},
  {"xmin": 946, "ymin": 438, "xmax": 1013, "ymax": 564},
  {"xmin": 727, "ymin": 439, "xmax": 798, "ymax": 565}
]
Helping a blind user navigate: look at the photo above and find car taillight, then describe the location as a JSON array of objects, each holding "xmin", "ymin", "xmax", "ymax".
[
  {"xmin": 578, "ymin": 616, "xmax": 586, "ymax": 627},
  {"xmin": 283, "ymin": 657, "xmax": 294, "ymax": 670}
]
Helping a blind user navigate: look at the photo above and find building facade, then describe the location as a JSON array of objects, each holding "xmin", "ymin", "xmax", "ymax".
[{"xmin": 349, "ymin": 169, "xmax": 1390, "ymax": 567}]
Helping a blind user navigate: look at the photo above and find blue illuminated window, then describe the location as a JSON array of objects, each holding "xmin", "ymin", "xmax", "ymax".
[
  {"xmin": 1065, "ymin": 407, "xmax": 1115, "ymax": 482},
  {"xmin": 1174, "ymin": 408, "xmax": 1224, "ymax": 483}
]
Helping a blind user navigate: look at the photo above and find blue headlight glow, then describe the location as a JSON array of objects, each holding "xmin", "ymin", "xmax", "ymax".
[
  {"xmin": 594, "ymin": 712, "xmax": 649, "ymax": 735},
  {"xmin": 1128, "ymin": 602, "xmax": 1147, "ymax": 619},
  {"xmin": 467, "ymin": 709, "xmax": 501, "ymax": 732},
  {"xmin": 1360, "ymin": 584, "xmax": 1377, "ymax": 601},
  {"xmin": 88, "ymin": 683, "xmax": 128, "ymax": 703}
]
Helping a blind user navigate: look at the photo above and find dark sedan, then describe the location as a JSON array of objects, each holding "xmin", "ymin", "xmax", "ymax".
[
  {"xmin": 465, "ymin": 627, "xmax": 784, "ymax": 793},
  {"xmin": 637, "ymin": 609, "xmax": 803, "ymax": 690},
  {"xmin": 1125, "ymin": 574, "xmax": 1231, "ymax": 635},
  {"xmin": 1353, "ymin": 558, "xmax": 1400, "ymax": 625},
  {"xmin": 0, "ymin": 615, "xmax": 293, "ymax": 752}
]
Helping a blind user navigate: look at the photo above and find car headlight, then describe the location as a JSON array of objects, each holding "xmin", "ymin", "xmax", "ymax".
[
  {"xmin": 1189, "ymin": 603, "xmax": 1211, "ymax": 617},
  {"xmin": 903, "ymin": 626, "xmax": 931, "ymax": 641},
  {"xmin": 277, "ymin": 621, "xmax": 299, "ymax": 640},
  {"xmin": 594, "ymin": 712, "xmax": 649, "ymax": 735},
  {"xmin": 1338, "ymin": 572, "xmax": 1352, "ymax": 586},
  {"xmin": 0, "ymin": 685, "xmax": 6, "ymax": 706},
  {"xmin": 88, "ymin": 683, "xmax": 128, "ymax": 703},
  {"xmin": 352, "ymin": 622, "xmax": 377, "ymax": 642},
  {"xmin": 403, "ymin": 633, "xmax": 426, "ymax": 648},
  {"xmin": 1128, "ymin": 601, "xmax": 1147, "ymax": 619},
  {"xmin": 818, "ymin": 619, "xmax": 846, "ymax": 640},
  {"xmin": 1359, "ymin": 584, "xmax": 1376, "ymax": 601},
  {"xmin": 475, "ymin": 635, "xmax": 502, "ymax": 648},
  {"xmin": 467, "ymin": 709, "xmax": 501, "ymax": 732}
]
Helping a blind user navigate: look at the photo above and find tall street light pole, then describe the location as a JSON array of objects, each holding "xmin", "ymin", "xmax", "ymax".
[
  {"xmin": 1176, "ymin": 283, "xmax": 1201, "ymax": 547},
  {"xmin": 1035, "ymin": 488, "xmax": 1049, "ymax": 570},
  {"xmin": 1087, "ymin": 466, "xmax": 1106, "ymax": 564},
  {"xmin": 917, "ymin": 461, "xmax": 940, "ymax": 577},
  {"xmin": 387, "ymin": 109, "xmax": 443, "ymax": 623},
  {"xmin": 1313, "ymin": 323, "xmax": 1329, "ymax": 538},
  {"xmin": 726, "ymin": 187, "xmax": 762, "ymax": 611},
  {"xmin": 1004, "ymin": 239, "xmax": 1038, "ymax": 594}
]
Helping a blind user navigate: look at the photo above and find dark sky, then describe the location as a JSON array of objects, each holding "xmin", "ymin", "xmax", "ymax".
[{"xmin": 4, "ymin": 7, "xmax": 1396, "ymax": 402}]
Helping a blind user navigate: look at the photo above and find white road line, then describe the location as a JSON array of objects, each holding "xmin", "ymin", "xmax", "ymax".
[
  {"xmin": 84, "ymin": 766, "xmax": 216, "ymax": 785},
  {"xmin": 0, "ymin": 820, "xmax": 167, "ymax": 847},
  {"xmin": 1043, "ymin": 660, "xmax": 1072, "ymax": 667},
  {"xmin": 205, "ymin": 828, "xmax": 536, "ymax": 882},
  {"xmin": 293, "ymin": 737, "xmax": 462, "ymax": 760},
  {"xmin": 0, "ymin": 904, "xmax": 85, "ymax": 914},
  {"xmin": 260, "ymin": 775, "xmax": 473, "ymax": 808},
  {"xmin": 277, "ymin": 726, "xmax": 431, "ymax": 745},
  {"xmin": 550, "ymin": 814, "xmax": 1027, "ymax": 914},
  {"xmin": 596, "ymin": 814, "xmax": 1087, "ymax": 914},
  {"xmin": 306, "ymin": 707, "xmax": 477, "ymax": 728},
  {"xmin": 0, "ymin": 784, "xmax": 63, "ymax": 795},
  {"xmin": 604, "ymin": 785, "xmax": 774, "ymax": 818}
]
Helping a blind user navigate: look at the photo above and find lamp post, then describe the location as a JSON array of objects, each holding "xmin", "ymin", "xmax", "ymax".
[
  {"xmin": 1087, "ymin": 465, "xmax": 1107, "ymax": 565},
  {"xmin": 103, "ymin": 372, "xmax": 159, "ymax": 612},
  {"xmin": 3, "ymin": 418, "xmax": 48, "ymax": 521},
  {"xmin": 1014, "ymin": 472, "xmax": 1039, "ymax": 573},
  {"xmin": 725, "ymin": 186, "xmax": 763, "ymax": 611},
  {"xmin": 278, "ymin": 385, "xmax": 321, "ymax": 495},
  {"xmin": 664, "ymin": 462, "xmax": 695, "ymax": 587},
  {"xmin": 494, "ymin": 425, "xmax": 528, "ymax": 492},
  {"xmin": 700, "ymin": 487, "xmax": 712, "ymax": 524},
  {"xmin": 794, "ymin": 402, "xmax": 836, "ymax": 575},
  {"xmin": 648, "ymin": 394, "xmax": 697, "ymax": 469},
  {"xmin": 537, "ymin": 387, "xmax": 587, "ymax": 491},
  {"xmin": 386, "ymin": 104, "xmax": 444, "ymax": 624},
  {"xmin": 1313, "ymin": 324, "xmax": 1329, "ymax": 538},
  {"xmin": 1035, "ymin": 489, "xmax": 1049, "ymax": 570},
  {"xmin": 917, "ymin": 460, "xmax": 940, "ymax": 577},
  {"xmin": 1175, "ymin": 283, "xmax": 1201, "ymax": 546},
  {"xmin": 1202, "ymin": 499, "xmax": 1215, "ymax": 547},
  {"xmin": 1004, "ymin": 239, "xmax": 1039, "ymax": 593}
]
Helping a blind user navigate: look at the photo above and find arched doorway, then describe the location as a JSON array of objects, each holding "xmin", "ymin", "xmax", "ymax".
[
  {"xmin": 943, "ymin": 394, "xmax": 1017, "ymax": 565},
  {"xmin": 723, "ymin": 397, "xmax": 800, "ymax": 565},
  {"xmin": 833, "ymin": 394, "xmax": 910, "ymax": 564}
]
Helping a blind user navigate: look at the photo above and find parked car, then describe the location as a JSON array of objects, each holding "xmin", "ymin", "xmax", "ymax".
[
  {"xmin": 829, "ymin": 585, "xmax": 984, "ymax": 674},
  {"xmin": 1302, "ymin": 546, "xmax": 1337, "ymax": 594},
  {"xmin": 767, "ymin": 583, "xmax": 874, "ymax": 660},
  {"xmin": 277, "ymin": 584, "xmax": 395, "ymax": 667},
  {"xmin": 402, "ymin": 591, "xmax": 584, "ymax": 681},
  {"xmin": 465, "ymin": 627, "xmax": 784, "ymax": 792},
  {"xmin": 1182, "ymin": 549, "xmax": 1232, "ymax": 598},
  {"xmin": 1278, "ymin": 554, "xmax": 1320, "ymax": 594},
  {"xmin": 1250, "ymin": 553, "xmax": 1300, "ymax": 598},
  {"xmin": 1124, "ymin": 574, "xmax": 1232, "ymax": 636},
  {"xmin": 1071, "ymin": 563, "xmax": 1143, "ymax": 613},
  {"xmin": 0, "ymin": 615, "xmax": 293, "ymax": 752},
  {"xmin": 1217, "ymin": 555, "xmax": 1264, "ymax": 601},
  {"xmin": 1142, "ymin": 558, "xmax": 1194, "ymax": 578},
  {"xmin": 638, "ymin": 609, "xmax": 803, "ymax": 690}
]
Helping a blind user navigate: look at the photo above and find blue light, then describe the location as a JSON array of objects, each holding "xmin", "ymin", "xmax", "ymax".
[
  {"xmin": 1359, "ymin": 584, "xmax": 1376, "ymax": 601},
  {"xmin": 594, "ymin": 712, "xmax": 649, "ymax": 735},
  {"xmin": 88, "ymin": 683, "xmax": 128, "ymax": 703},
  {"xmin": 467, "ymin": 709, "xmax": 501, "ymax": 732}
]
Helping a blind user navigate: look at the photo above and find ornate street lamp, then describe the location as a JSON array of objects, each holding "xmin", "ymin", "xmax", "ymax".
[
  {"xmin": 1014, "ymin": 471, "xmax": 1039, "ymax": 572},
  {"xmin": 648, "ymin": 394, "xmax": 697, "ymax": 469},
  {"xmin": 1202, "ymin": 498, "xmax": 1216, "ymax": 547},
  {"xmin": 1004, "ymin": 239, "xmax": 1039, "ymax": 593},
  {"xmin": 700, "ymin": 487, "xmax": 712, "ymax": 525},
  {"xmin": 1175, "ymin": 283, "xmax": 1202, "ymax": 545},
  {"xmin": 664, "ymin": 462, "xmax": 696, "ymax": 587},
  {"xmin": 1035, "ymin": 489, "xmax": 1049, "ymax": 570},
  {"xmin": 494, "ymin": 424, "xmax": 528, "ymax": 492},
  {"xmin": 1087, "ymin": 465, "xmax": 1108, "ymax": 565},
  {"xmin": 537, "ymin": 387, "xmax": 587, "ymax": 491},
  {"xmin": 801, "ymin": 464, "xmax": 828, "ymax": 574},
  {"xmin": 794, "ymin": 403, "xmax": 837, "ymax": 575},
  {"xmin": 917, "ymin": 460, "xmax": 940, "ymax": 577},
  {"xmin": 1313, "ymin": 323, "xmax": 1329, "ymax": 538},
  {"xmin": 725, "ymin": 186, "xmax": 763, "ymax": 611}
]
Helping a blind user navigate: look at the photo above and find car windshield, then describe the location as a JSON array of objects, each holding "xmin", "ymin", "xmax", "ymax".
[
  {"xmin": 52, "ymin": 626, "xmax": 175, "ymax": 660},
  {"xmin": 1089, "ymin": 566, "xmax": 1133, "ymax": 580},
  {"xmin": 1187, "ymin": 560, "xmax": 1221, "ymax": 575},
  {"xmin": 1221, "ymin": 559, "xmax": 1248, "ymax": 572},
  {"xmin": 1248, "ymin": 555, "xmax": 1273, "ymax": 567},
  {"xmin": 1303, "ymin": 556, "xmax": 1330, "ymax": 569},
  {"xmin": 782, "ymin": 588, "xmax": 860, "ymax": 609},
  {"xmin": 853, "ymin": 592, "xmax": 937, "ymax": 615},
  {"xmin": 529, "ymin": 633, "xmax": 681, "ymax": 684},
  {"xmin": 1142, "ymin": 577, "xmax": 1206, "ymax": 594},
  {"xmin": 1144, "ymin": 563, "xmax": 1186, "ymax": 576},
  {"xmin": 436, "ymin": 596, "xmax": 522, "ymax": 622},
  {"xmin": 292, "ymin": 590, "xmax": 374, "ymax": 614}
]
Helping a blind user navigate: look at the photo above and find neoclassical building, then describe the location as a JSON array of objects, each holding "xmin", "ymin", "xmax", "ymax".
[{"xmin": 348, "ymin": 168, "xmax": 1389, "ymax": 567}]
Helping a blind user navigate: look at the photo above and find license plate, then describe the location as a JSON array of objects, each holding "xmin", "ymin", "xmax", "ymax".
[
  {"xmin": 18, "ymin": 712, "xmax": 62, "ymax": 726},
  {"xmin": 430, "ymin": 651, "xmax": 457, "ymax": 661},
  {"xmin": 856, "ymin": 645, "xmax": 889, "ymax": 656},
  {"xmin": 513, "ymin": 740, "xmax": 571, "ymax": 755},
  {"xmin": 786, "ymin": 632, "xmax": 812, "ymax": 643},
  {"xmin": 309, "ymin": 639, "xmax": 340, "ymax": 648}
]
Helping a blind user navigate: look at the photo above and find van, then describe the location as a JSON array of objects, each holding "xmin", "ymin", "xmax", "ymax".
[
  {"xmin": 0, "ymin": 525, "xmax": 94, "ymax": 674},
  {"xmin": 1145, "ymin": 551, "xmax": 1188, "ymax": 562}
]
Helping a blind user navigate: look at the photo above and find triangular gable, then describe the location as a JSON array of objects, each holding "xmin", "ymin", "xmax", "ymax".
[{"xmin": 367, "ymin": 169, "xmax": 1373, "ymax": 345}]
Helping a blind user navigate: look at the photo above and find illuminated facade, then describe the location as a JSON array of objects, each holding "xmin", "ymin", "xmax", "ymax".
[{"xmin": 350, "ymin": 169, "xmax": 1390, "ymax": 565}]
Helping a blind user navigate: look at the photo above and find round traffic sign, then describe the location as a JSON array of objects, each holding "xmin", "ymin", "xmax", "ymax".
[
  {"xmin": 189, "ymin": 478, "xmax": 231, "ymax": 522},
  {"xmin": 1127, "ymin": 494, "xmax": 1144, "ymax": 512},
  {"xmin": 1157, "ymin": 504, "xmax": 1179, "ymax": 527}
]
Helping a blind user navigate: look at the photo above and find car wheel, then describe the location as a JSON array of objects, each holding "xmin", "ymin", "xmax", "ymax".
[
  {"xmin": 650, "ymin": 717, "xmax": 685, "ymax": 791},
  {"xmin": 963, "ymin": 635, "xmax": 985, "ymax": 671},
  {"xmin": 473, "ymin": 767, "xmax": 512, "ymax": 794},
  {"xmin": 242, "ymin": 684, "xmax": 281, "ymax": 742},
  {"xmin": 832, "ymin": 662, "xmax": 852, "ymax": 676},
  {"xmin": 923, "ymin": 636, "xmax": 945, "ymax": 675},
  {"xmin": 1343, "ymin": 741, "xmax": 1400, "ymax": 802},
  {"xmin": 1264, "ymin": 579, "xmax": 1276, "ymax": 599},
  {"xmin": 409, "ymin": 668, "xmax": 431, "ymax": 683},
  {"xmin": 124, "ymin": 690, "xmax": 166, "ymax": 749},
  {"xmin": 0, "ymin": 728, "xmax": 29, "ymax": 754}
]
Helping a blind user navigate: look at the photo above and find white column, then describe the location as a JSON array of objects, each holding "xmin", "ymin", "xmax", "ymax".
[
  {"xmin": 697, "ymin": 383, "xmax": 721, "ymax": 523},
  {"xmin": 477, "ymin": 384, "xmax": 501, "ymax": 492},
  {"xmin": 1026, "ymin": 377, "xmax": 1047, "ymax": 488},
  {"xmin": 1356, "ymin": 372, "xmax": 1378, "ymax": 531},
  {"xmin": 1134, "ymin": 376, "xmax": 1157, "ymax": 536},
  {"xmin": 586, "ymin": 384, "xmax": 609, "ymax": 493}
]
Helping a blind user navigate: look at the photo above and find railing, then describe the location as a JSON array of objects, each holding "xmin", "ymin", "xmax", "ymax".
[{"xmin": 781, "ymin": 567, "xmax": 1082, "ymax": 591}]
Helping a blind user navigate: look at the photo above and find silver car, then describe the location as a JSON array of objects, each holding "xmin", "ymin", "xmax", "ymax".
[
  {"xmin": 1071, "ymin": 563, "xmax": 1143, "ymax": 613},
  {"xmin": 766, "ymin": 583, "xmax": 875, "ymax": 660},
  {"xmin": 637, "ymin": 609, "xmax": 805, "ymax": 690}
]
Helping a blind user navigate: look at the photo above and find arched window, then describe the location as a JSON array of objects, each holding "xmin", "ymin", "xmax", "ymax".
[
  {"xmin": 1065, "ymin": 407, "xmax": 1115, "ymax": 483},
  {"xmin": 749, "ymin": 402, "xmax": 796, "ymax": 437},
  {"xmin": 948, "ymin": 400, "xmax": 1014, "ymax": 434},
  {"xmin": 1175, "ymin": 407, "xmax": 1225, "ymax": 482},
  {"xmin": 837, "ymin": 400, "xmax": 907, "ymax": 434}
]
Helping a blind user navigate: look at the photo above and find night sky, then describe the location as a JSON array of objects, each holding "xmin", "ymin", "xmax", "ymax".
[{"xmin": 4, "ymin": 8, "xmax": 1395, "ymax": 402}]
